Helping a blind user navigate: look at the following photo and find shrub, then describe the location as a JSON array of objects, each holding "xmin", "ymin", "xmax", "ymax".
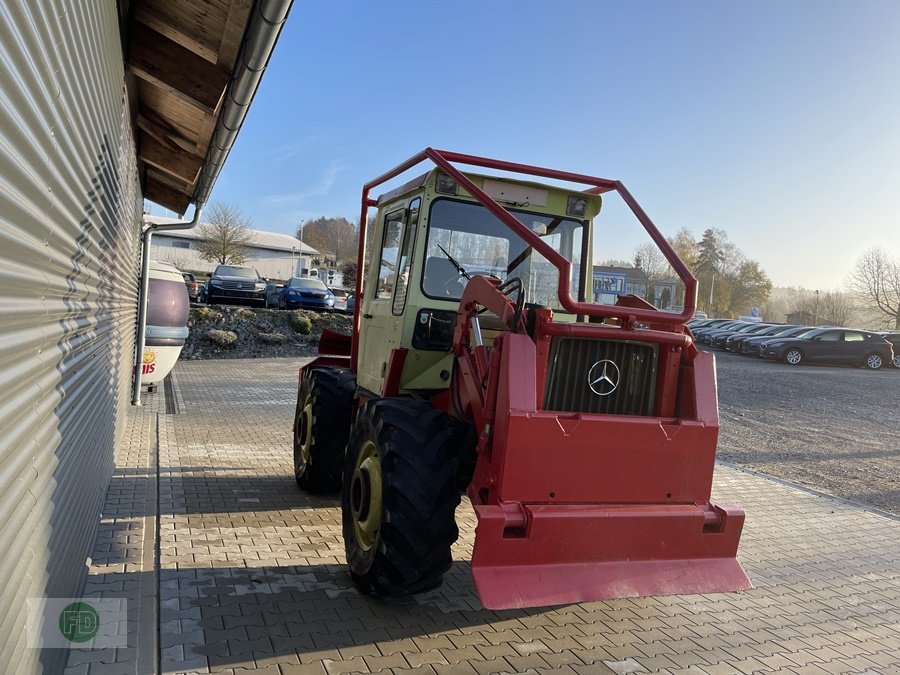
[
  {"xmin": 191, "ymin": 306, "xmax": 223, "ymax": 322},
  {"xmin": 290, "ymin": 313, "xmax": 313, "ymax": 335},
  {"xmin": 204, "ymin": 329, "xmax": 238, "ymax": 348},
  {"xmin": 257, "ymin": 332, "xmax": 287, "ymax": 345}
]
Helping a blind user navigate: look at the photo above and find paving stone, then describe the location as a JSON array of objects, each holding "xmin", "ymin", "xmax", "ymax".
[{"xmin": 67, "ymin": 358, "xmax": 900, "ymax": 675}]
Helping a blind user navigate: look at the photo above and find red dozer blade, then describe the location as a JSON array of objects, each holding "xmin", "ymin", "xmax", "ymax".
[{"xmin": 470, "ymin": 501, "xmax": 751, "ymax": 610}]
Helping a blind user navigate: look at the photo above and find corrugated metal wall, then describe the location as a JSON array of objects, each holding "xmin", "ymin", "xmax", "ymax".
[{"xmin": 0, "ymin": 1, "xmax": 141, "ymax": 672}]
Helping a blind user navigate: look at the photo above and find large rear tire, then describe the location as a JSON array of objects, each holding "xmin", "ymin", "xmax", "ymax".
[
  {"xmin": 294, "ymin": 367, "xmax": 356, "ymax": 493},
  {"xmin": 343, "ymin": 398, "xmax": 463, "ymax": 596}
]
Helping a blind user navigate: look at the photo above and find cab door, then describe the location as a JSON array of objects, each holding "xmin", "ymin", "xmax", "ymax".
[{"xmin": 356, "ymin": 203, "xmax": 418, "ymax": 395}]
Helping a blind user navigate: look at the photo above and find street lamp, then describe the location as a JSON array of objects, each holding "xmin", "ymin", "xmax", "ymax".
[
  {"xmin": 814, "ymin": 289, "xmax": 820, "ymax": 325},
  {"xmin": 291, "ymin": 246, "xmax": 296, "ymax": 277}
]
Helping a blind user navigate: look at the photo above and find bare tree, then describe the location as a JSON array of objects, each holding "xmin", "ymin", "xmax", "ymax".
[
  {"xmin": 848, "ymin": 247, "xmax": 900, "ymax": 329},
  {"xmin": 297, "ymin": 217, "xmax": 358, "ymax": 264},
  {"xmin": 195, "ymin": 202, "xmax": 254, "ymax": 265},
  {"xmin": 820, "ymin": 291, "xmax": 855, "ymax": 327},
  {"xmin": 632, "ymin": 242, "xmax": 671, "ymax": 282},
  {"xmin": 667, "ymin": 227, "xmax": 698, "ymax": 271},
  {"xmin": 340, "ymin": 260, "xmax": 358, "ymax": 290}
]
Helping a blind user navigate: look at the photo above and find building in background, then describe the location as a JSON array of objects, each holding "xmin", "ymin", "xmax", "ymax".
[
  {"xmin": 146, "ymin": 215, "xmax": 317, "ymax": 280},
  {"xmin": 592, "ymin": 265, "xmax": 678, "ymax": 309}
]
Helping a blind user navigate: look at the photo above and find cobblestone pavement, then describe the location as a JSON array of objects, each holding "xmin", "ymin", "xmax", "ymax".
[{"xmin": 71, "ymin": 358, "xmax": 900, "ymax": 675}]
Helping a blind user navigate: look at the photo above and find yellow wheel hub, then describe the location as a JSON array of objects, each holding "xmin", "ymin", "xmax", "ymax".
[
  {"xmin": 298, "ymin": 396, "xmax": 313, "ymax": 464},
  {"xmin": 350, "ymin": 440, "xmax": 382, "ymax": 551}
]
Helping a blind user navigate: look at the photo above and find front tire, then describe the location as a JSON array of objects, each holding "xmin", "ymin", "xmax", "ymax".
[
  {"xmin": 864, "ymin": 353, "xmax": 884, "ymax": 370},
  {"xmin": 784, "ymin": 348, "xmax": 803, "ymax": 365},
  {"xmin": 293, "ymin": 367, "xmax": 356, "ymax": 493},
  {"xmin": 343, "ymin": 399, "xmax": 463, "ymax": 596}
]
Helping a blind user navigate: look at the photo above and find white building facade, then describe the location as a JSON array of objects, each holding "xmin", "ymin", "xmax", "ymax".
[{"xmin": 146, "ymin": 215, "xmax": 317, "ymax": 280}]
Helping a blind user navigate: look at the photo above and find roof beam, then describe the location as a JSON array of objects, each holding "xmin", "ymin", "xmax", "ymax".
[
  {"xmin": 144, "ymin": 177, "xmax": 192, "ymax": 216},
  {"xmin": 218, "ymin": 0, "xmax": 253, "ymax": 71},
  {"xmin": 129, "ymin": 24, "xmax": 228, "ymax": 114},
  {"xmin": 140, "ymin": 134, "xmax": 204, "ymax": 184},
  {"xmin": 134, "ymin": 1, "xmax": 220, "ymax": 63},
  {"xmin": 136, "ymin": 110, "xmax": 199, "ymax": 154}
]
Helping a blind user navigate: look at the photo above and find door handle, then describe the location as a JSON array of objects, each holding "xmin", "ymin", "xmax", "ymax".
[{"xmin": 362, "ymin": 313, "xmax": 374, "ymax": 319}]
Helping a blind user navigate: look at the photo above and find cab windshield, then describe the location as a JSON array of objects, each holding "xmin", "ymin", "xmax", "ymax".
[{"xmin": 422, "ymin": 199, "xmax": 584, "ymax": 309}]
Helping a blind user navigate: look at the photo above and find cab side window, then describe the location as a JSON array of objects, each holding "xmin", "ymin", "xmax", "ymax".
[
  {"xmin": 375, "ymin": 211, "xmax": 405, "ymax": 300},
  {"xmin": 818, "ymin": 331, "xmax": 840, "ymax": 342},
  {"xmin": 843, "ymin": 331, "xmax": 864, "ymax": 342},
  {"xmin": 392, "ymin": 199, "xmax": 420, "ymax": 315}
]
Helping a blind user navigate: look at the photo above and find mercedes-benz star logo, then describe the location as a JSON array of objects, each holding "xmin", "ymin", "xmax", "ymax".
[{"xmin": 588, "ymin": 359, "xmax": 620, "ymax": 396}]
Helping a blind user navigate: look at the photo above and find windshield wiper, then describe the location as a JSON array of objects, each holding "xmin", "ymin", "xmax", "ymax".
[{"xmin": 438, "ymin": 245, "xmax": 471, "ymax": 279}]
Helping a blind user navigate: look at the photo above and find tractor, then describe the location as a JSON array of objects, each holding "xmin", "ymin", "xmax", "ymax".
[{"xmin": 292, "ymin": 149, "xmax": 750, "ymax": 610}]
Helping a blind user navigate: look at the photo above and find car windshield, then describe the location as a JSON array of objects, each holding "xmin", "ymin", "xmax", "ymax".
[
  {"xmin": 215, "ymin": 266, "xmax": 257, "ymax": 279},
  {"xmin": 423, "ymin": 199, "xmax": 584, "ymax": 309},
  {"xmin": 288, "ymin": 278, "xmax": 328, "ymax": 290}
]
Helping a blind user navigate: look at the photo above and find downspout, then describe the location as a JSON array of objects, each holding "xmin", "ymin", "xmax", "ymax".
[
  {"xmin": 131, "ymin": 0, "xmax": 293, "ymax": 405},
  {"xmin": 132, "ymin": 208, "xmax": 204, "ymax": 405}
]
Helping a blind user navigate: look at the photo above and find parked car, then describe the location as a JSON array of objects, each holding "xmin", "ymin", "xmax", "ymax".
[
  {"xmin": 206, "ymin": 264, "xmax": 267, "ymax": 307},
  {"xmin": 695, "ymin": 321, "xmax": 753, "ymax": 345},
  {"xmin": 880, "ymin": 332, "xmax": 900, "ymax": 368},
  {"xmin": 265, "ymin": 282, "xmax": 284, "ymax": 309},
  {"xmin": 280, "ymin": 277, "xmax": 335, "ymax": 311},
  {"xmin": 197, "ymin": 279, "xmax": 209, "ymax": 303},
  {"xmin": 761, "ymin": 327, "xmax": 894, "ymax": 369},
  {"xmin": 689, "ymin": 319, "xmax": 738, "ymax": 342},
  {"xmin": 726, "ymin": 324, "xmax": 799, "ymax": 353},
  {"xmin": 182, "ymin": 272, "xmax": 201, "ymax": 302},
  {"xmin": 743, "ymin": 326, "xmax": 813, "ymax": 356},
  {"xmin": 712, "ymin": 323, "xmax": 775, "ymax": 349},
  {"xmin": 344, "ymin": 292, "xmax": 355, "ymax": 315},
  {"xmin": 330, "ymin": 288, "xmax": 349, "ymax": 313},
  {"xmin": 687, "ymin": 318, "xmax": 720, "ymax": 330}
]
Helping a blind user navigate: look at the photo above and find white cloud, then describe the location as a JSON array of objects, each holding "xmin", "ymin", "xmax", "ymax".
[
  {"xmin": 263, "ymin": 134, "xmax": 328, "ymax": 162},
  {"xmin": 262, "ymin": 161, "xmax": 345, "ymax": 205}
]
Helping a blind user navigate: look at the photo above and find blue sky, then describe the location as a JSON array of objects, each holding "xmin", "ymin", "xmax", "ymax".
[{"xmin": 154, "ymin": 1, "xmax": 900, "ymax": 290}]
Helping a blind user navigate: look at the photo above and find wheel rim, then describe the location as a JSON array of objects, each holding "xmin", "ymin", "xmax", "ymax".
[
  {"xmin": 350, "ymin": 440, "xmax": 382, "ymax": 551},
  {"xmin": 894, "ymin": 355, "xmax": 900, "ymax": 368},
  {"xmin": 867, "ymin": 354, "xmax": 882, "ymax": 369},
  {"xmin": 294, "ymin": 394, "xmax": 313, "ymax": 471},
  {"xmin": 786, "ymin": 350, "xmax": 801, "ymax": 364}
]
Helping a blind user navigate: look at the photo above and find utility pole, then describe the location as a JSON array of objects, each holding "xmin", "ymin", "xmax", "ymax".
[
  {"xmin": 814, "ymin": 289, "xmax": 820, "ymax": 325},
  {"xmin": 298, "ymin": 220, "xmax": 305, "ymax": 277},
  {"xmin": 708, "ymin": 273, "xmax": 715, "ymax": 313}
]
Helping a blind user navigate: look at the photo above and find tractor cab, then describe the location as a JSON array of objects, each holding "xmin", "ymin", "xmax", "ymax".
[{"xmin": 356, "ymin": 169, "xmax": 600, "ymax": 398}]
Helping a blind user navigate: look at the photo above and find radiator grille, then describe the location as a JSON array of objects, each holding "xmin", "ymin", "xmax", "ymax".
[{"xmin": 543, "ymin": 338, "xmax": 658, "ymax": 415}]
